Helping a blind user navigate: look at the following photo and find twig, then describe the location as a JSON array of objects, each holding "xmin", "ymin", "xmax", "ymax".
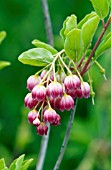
[
  {"xmin": 80, "ymin": 16, "xmax": 111, "ymax": 76},
  {"xmin": 36, "ymin": 0, "xmax": 53, "ymax": 170},
  {"xmin": 77, "ymin": 53, "xmax": 86, "ymax": 69},
  {"xmin": 53, "ymin": 99, "xmax": 78, "ymax": 170}
]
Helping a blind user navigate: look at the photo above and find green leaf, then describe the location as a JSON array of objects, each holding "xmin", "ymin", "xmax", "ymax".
[
  {"xmin": 60, "ymin": 14, "xmax": 77, "ymax": 40},
  {"xmin": 32, "ymin": 39, "xmax": 58, "ymax": 54},
  {"xmin": 0, "ymin": 61, "xmax": 11, "ymax": 70},
  {"xmin": 64, "ymin": 28, "xmax": 84, "ymax": 61},
  {"xmin": 0, "ymin": 158, "xmax": 7, "ymax": 170},
  {"xmin": 95, "ymin": 32, "xmax": 111, "ymax": 58},
  {"xmin": 82, "ymin": 15, "xmax": 100, "ymax": 50},
  {"xmin": 9, "ymin": 155, "xmax": 25, "ymax": 170},
  {"xmin": 18, "ymin": 48, "xmax": 54, "ymax": 66},
  {"xmin": 78, "ymin": 12, "xmax": 97, "ymax": 29},
  {"xmin": 107, "ymin": 0, "xmax": 111, "ymax": 7},
  {"xmin": 21, "ymin": 159, "xmax": 33, "ymax": 170},
  {"xmin": 90, "ymin": 0, "xmax": 109, "ymax": 19},
  {"xmin": 0, "ymin": 31, "xmax": 6, "ymax": 44}
]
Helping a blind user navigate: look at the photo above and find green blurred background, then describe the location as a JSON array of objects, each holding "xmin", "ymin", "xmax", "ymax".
[{"xmin": 0, "ymin": 0, "xmax": 111, "ymax": 169}]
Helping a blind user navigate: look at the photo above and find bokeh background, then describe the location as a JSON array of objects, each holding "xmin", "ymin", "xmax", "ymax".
[{"xmin": 0, "ymin": 0, "xmax": 111, "ymax": 169}]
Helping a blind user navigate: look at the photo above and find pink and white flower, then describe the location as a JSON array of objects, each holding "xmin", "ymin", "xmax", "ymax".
[
  {"xmin": 66, "ymin": 89, "xmax": 77, "ymax": 98},
  {"xmin": 32, "ymin": 84, "xmax": 46, "ymax": 101},
  {"xmin": 27, "ymin": 75, "xmax": 41, "ymax": 91},
  {"xmin": 64, "ymin": 75, "xmax": 81, "ymax": 90},
  {"xmin": 51, "ymin": 114, "xmax": 61, "ymax": 126},
  {"xmin": 36, "ymin": 122, "xmax": 48, "ymax": 136},
  {"xmin": 60, "ymin": 94, "xmax": 74, "ymax": 111},
  {"xmin": 40, "ymin": 70, "xmax": 47, "ymax": 79},
  {"xmin": 47, "ymin": 82, "xmax": 63, "ymax": 98},
  {"xmin": 28, "ymin": 110, "xmax": 39, "ymax": 124},
  {"xmin": 43, "ymin": 108, "xmax": 57, "ymax": 124},
  {"xmin": 33, "ymin": 117, "xmax": 41, "ymax": 127},
  {"xmin": 77, "ymin": 82, "xmax": 90, "ymax": 98},
  {"xmin": 24, "ymin": 93, "xmax": 38, "ymax": 109}
]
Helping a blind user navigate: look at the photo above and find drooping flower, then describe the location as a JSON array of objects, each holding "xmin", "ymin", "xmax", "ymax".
[
  {"xmin": 64, "ymin": 75, "xmax": 81, "ymax": 90},
  {"xmin": 43, "ymin": 107, "xmax": 57, "ymax": 124},
  {"xmin": 53, "ymin": 97, "xmax": 61, "ymax": 110},
  {"xmin": 77, "ymin": 82, "xmax": 90, "ymax": 98},
  {"xmin": 56, "ymin": 72, "xmax": 66, "ymax": 83},
  {"xmin": 47, "ymin": 82, "xmax": 63, "ymax": 98},
  {"xmin": 40, "ymin": 70, "xmax": 47, "ymax": 79},
  {"xmin": 66, "ymin": 89, "xmax": 77, "ymax": 98},
  {"xmin": 28, "ymin": 110, "xmax": 39, "ymax": 124},
  {"xmin": 33, "ymin": 117, "xmax": 41, "ymax": 127},
  {"xmin": 51, "ymin": 113, "xmax": 61, "ymax": 126},
  {"xmin": 60, "ymin": 94, "xmax": 74, "ymax": 111},
  {"xmin": 24, "ymin": 93, "xmax": 38, "ymax": 109},
  {"xmin": 27, "ymin": 75, "xmax": 41, "ymax": 91},
  {"xmin": 32, "ymin": 84, "xmax": 46, "ymax": 101},
  {"xmin": 36, "ymin": 122, "xmax": 48, "ymax": 136},
  {"xmin": 82, "ymin": 82, "xmax": 90, "ymax": 98}
]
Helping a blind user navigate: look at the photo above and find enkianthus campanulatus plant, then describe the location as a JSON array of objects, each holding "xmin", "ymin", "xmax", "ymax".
[
  {"xmin": 24, "ymin": 50, "xmax": 90, "ymax": 135},
  {"xmin": 18, "ymin": 0, "xmax": 111, "ymax": 136}
]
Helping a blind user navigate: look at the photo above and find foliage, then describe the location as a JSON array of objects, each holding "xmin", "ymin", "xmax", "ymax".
[
  {"xmin": 0, "ymin": 61, "xmax": 10, "ymax": 70},
  {"xmin": 18, "ymin": 48, "xmax": 54, "ymax": 66},
  {"xmin": 18, "ymin": 0, "xmax": 111, "ymax": 70},
  {"xmin": 0, "ymin": 0, "xmax": 111, "ymax": 170},
  {"xmin": 0, "ymin": 155, "xmax": 33, "ymax": 170},
  {"xmin": 90, "ymin": 0, "xmax": 109, "ymax": 19},
  {"xmin": 0, "ymin": 31, "xmax": 6, "ymax": 45},
  {"xmin": 0, "ymin": 31, "xmax": 11, "ymax": 70},
  {"xmin": 32, "ymin": 39, "xmax": 58, "ymax": 54}
]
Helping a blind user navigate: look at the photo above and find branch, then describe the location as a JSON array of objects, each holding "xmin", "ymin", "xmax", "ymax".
[
  {"xmin": 80, "ymin": 16, "xmax": 111, "ymax": 76},
  {"xmin": 36, "ymin": 0, "xmax": 53, "ymax": 170},
  {"xmin": 77, "ymin": 53, "xmax": 86, "ymax": 69},
  {"xmin": 41, "ymin": 0, "xmax": 54, "ymax": 46},
  {"xmin": 53, "ymin": 99, "xmax": 78, "ymax": 170}
]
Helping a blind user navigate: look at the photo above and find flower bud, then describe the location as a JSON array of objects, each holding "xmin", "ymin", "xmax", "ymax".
[
  {"xmin": 82, "ymin": 82, "xmax": 90, "ymax": 98},
  {"xmin": 49, "ymin": 96, "xmax": 61, "ymax": 110},
  {"xmin": 55, "ymin": 73, "xmax": 60, "ymax": 82},
  {"xmin": 49, "ymin": 96, "xmax": 55, "ymax": 108},
  {"xmin": 66, "ymin": 89, "xmax": 77, "ymax": 98},
  {"xmin": 28, "ymin": 110, "xmax": 39, "ymax": 124},
  {"xmin": 33, "ymin": 117, "xmax": 40, "ymax": 126},
  {"xmin": 50, "ymin": 71, "xmax": 54, "ymax": 81},
  {"xmin": 47, "ymin": 82, "xmax": 63, "ymax": 98},
  {"xmin": 27, "ymin": 75, "xmax": 41, "ymax": 91},
  {"xmin": 32, "ymin": 85, "xmax": 46, "ymax": 101},
  {"xmin": 56, "ymin": 72, "xmax": 66, "ymax": 83},
  {"xmin": 64, "ymin": 75, "xmax": 81, "ymax": 90},
  {"xmin": 24, "ymin": 93, "xmax": 38, "ymax": 109},
  {"xmin": 36, "ymin": 122, "xmax": 48, "ymax": 136},
  {"xmin": 53, "ymin": 97, "xmax": 61, "ymax": 110},
  {"xmin": 42, "ymin": 105, "xmax": 49, "ymax": 115},
  {"xmin": 51, "ymin": 114, "xmax": 61, "ymax": 126},
  {"xmin": 44, "ymin": 108, "xmax": 57, "ymax": 124},
  {"xmin": 76, "ymin": 88, "xmax": 83, "ymax": 98},
  {"xmin": 40, "ymin": 70, "xmax": 47, "ymax": 79},
  {"xmin": 60, "ymin": 94, "xmax": 74, "ymax": 111},
  {"xmin": 60, "ymin": 72, "xmax": 66, "ymax": 83},
  {"xmin": 77, "ymin": 82, "xmax": 90, "ymax": 98}
]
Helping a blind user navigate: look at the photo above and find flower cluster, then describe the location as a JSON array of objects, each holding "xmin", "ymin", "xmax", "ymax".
[{"xmin": 24, "ymin": 67, "xmax": 90, "ymax": 136}]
